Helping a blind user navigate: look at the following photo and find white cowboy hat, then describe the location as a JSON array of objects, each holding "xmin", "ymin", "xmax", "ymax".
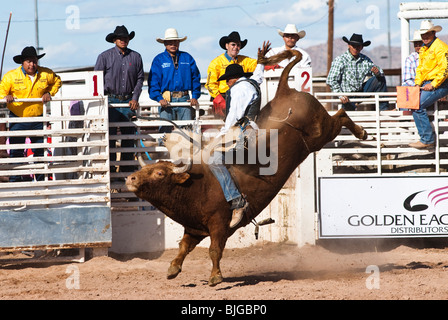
[
  {"xmin": 277, "ymin": 24, "xmax": 306, "ymax": 39},
  {"xmin": 418, "ymin": 20, "xmax": 442, "ymax": 34},
  {"xmin": 156, "ymin": 28, "xmax": 187, "ymax": 43},
  {"xmin": 409, "ymin": 30, "xmax": 422, "ymax": 42}
]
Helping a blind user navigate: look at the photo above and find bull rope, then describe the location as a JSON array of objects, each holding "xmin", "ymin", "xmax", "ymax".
[{"xmin": 268, "ymin": 108, "xmax": 311, "ymax": 153}]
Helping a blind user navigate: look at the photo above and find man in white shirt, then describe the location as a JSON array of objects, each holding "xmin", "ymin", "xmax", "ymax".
[
  {"xmin": 207, "ymin": 42, "xmax": 269, "ymax": 228},
  {"xmin": 265, "ymin": 24, "xmax": 311, "ymax": 69},
  {"xmin": 218, "ymin": 64, "xmax": 264, "ymax": 136}
]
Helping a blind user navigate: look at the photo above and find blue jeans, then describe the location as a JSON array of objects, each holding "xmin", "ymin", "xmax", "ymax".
[
  {"xmin": 159, "ymin": 95, "xmax": 195, "ymax": 134},
  {"xmin": 208, "ymin": 151, "xmax": 240, "ymax": 202},
  {"xmin": 108, "ymin": 97, "xmax": 136, "ymax": 172},
  {"xmin": 9, "ymin": 112, "xmax": 44, "ymax": 182},
  {"xmin": 343, "ymin": 76, "xmax": 390, "ymax": 111},
  {"xmin": 412, "ymin": 80, "xmax": 448, "ymax": 144}
]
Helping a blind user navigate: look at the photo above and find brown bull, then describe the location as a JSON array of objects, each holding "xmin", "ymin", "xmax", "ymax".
[{"xmin": 126, "ymin": 50, "xmax": 367, "ymax": 286}]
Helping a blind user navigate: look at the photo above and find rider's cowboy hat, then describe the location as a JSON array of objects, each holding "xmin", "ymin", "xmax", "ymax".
[
  {"xmin": 156, "ymin": 28, "xmax": 187, "ymax": 43},
  {"xmin": 277, "ymin": 24, "xmax": 306, "ymax": 39},
  {"xmin": 13, "ymin": 46, "xmax": 45, "ymax": 64},
  {"xmin": 342, "ymin": 33, "xmax": 371, "ymax": 47},
  {"xmin": 217, "ymin": 64, "xmax": 252, "ymax": 81},
  {"xmin": 418, "ymin": 20, "xmax": 442, "ymax": 34},
  {"xmin": 106, "ymin": 25, "xmax": 135, "ymax": 43},
  {"xmin": 219, "ymin": 31, "xmax": 247, "ymax": 50}
]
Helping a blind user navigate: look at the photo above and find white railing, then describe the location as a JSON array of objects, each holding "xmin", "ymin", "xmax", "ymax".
[
  {"xmin": 313, "ymin": 91, "xmax": 448, "ymax": 176},
  {"xmin": 0, "ymin": 96, "xmax": 110, "ymax": 209}
]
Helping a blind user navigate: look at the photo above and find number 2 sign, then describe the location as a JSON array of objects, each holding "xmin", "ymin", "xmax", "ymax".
[{"xmin": 300, "ymin": 70, "xmax": 311, "ymax": 93}]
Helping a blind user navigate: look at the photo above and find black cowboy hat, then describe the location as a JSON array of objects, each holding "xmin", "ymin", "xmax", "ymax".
[
  {"xmin": 219, "ymin": 31, "xmax": 247, "ymax": 50},
  {"xmin": 13, "ymin": 46, "xmax": 45, "ymax": 64},
  {"xmin": 342, "ymin": 33, "xmax": 371, "ymax": 47},
  {"xmin": 106, "ymin": 25, "xmax": 135, "ymax": 43},
  {"xmin": 217, "ymin": 64, "xmax": 252, "ymax": 81}
]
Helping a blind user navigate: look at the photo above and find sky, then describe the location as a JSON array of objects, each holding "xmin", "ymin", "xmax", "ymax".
[{"xmin": 0, "ymin": 0, "xmax": 446, "ymax": 77}]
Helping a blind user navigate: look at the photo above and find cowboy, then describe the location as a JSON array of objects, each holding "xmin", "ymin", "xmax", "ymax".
[
  {"xmin": 409, "ymin": 20, "xmax": 448, "ymax": 149},
  {"xmin": 148, "ymin": 28, "xmax": 201, "ymax": 135},
  {"xmin": 265, "ymin": 24, "xmax": 311, "ymax": 70},
  {"xmin": 207, "ymin": 41, "xmax": 270, "ymax": 228},
  {"xmin": 206, "ymin": 31, "xmax": 257, "ymax": 118},
  {"xmin": 0, "ymin": 46, "xmax": 61, "ymax": 182},
  {"xmin": 94, "ymin": 25, "xmax": 144, "ymax": 172},
  {"xmin": 326, "ymin": 33, "xmax": 390, "ymax": 111},
  {"xmin": 402, "ymin": 30, "xmax": 423, "ymax": 87}
]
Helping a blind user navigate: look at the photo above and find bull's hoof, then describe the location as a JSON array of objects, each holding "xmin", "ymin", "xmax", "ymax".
[
  {"xmin": 361, "ymin": 129, "xmax": 368, "ymax": 140},
  {"xmin": 208, "ymin": 274, "xmax": 223, "ymax": 287},
  {"xmin": 167, "ymin": 265, "xmax": 181, "ymax": 279},
  {"xmin": 356, "ymin": 126, "xmax": 368, "ymax": 140}
]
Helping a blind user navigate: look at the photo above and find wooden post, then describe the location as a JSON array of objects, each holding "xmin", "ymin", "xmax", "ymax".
[
  {"xmin": 327, "ymin": 0, "xmax": 334, "ymax": 75},
  {"xmin": 326, "ymin": 0, "xmax": 334, "ymax": 110}
]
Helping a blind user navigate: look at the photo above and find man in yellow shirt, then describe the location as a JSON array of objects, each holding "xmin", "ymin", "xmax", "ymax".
[
  {"xmin": 205, "ymin": 31, "xmax": 257, "ymax": 118},
  {"xmin": 410, "ymin": 20, "xmax": 448, "ymax": 149},
  {"xmin": 0, "ymin": 46, "xmax": 61, "ymax": 181}
]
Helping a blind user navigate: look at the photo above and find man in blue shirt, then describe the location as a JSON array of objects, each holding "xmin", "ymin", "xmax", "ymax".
[
  {"xmin": 94, "ymin": 25, "xmax": 144, "ymax": 173},
  {"xmin": 148, "ymin": 28, "xmax": 201, "ymax": 134}
]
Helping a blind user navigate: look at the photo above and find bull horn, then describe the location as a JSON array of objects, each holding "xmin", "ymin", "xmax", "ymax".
[
  {"xmin": 137, "ymin": 153, "xmax": 148, "ymax": 168},
  {"xmin": 172, "ymin": 158, "xmax": 192, "ymax": 174}
]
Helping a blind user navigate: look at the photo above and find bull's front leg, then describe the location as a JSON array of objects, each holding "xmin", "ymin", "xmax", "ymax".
[{"xmin": 167, "ymin": 231, "xmax": 204, "ymax": 279}]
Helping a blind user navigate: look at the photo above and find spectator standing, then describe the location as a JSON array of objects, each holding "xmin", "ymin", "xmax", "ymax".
[
  {"xmin": 265, "ymin": 24, "xmax": 311, "ymax": 69},
  {"xmin": 148, "ymin": 28, "xmax": 201, "ymax": 134},
  {"xmin": 94, "ymin": 25, "xmax": 144, "ymax": 173},
  {"xmin": 0, "ymin": 46, "xmax": 61, "ymax": 182},
  {"xmin": 206, "ymin": 31, "xmax": 257, "ymax": 118}
]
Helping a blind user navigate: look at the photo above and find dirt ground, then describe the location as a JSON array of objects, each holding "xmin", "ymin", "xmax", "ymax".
[{"xmin": 1, "ymin": 240, "xmax": 448, "ymax": 301}]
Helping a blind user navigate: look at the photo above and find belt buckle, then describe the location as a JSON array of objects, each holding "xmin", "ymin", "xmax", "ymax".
[{"xmin": 172, "ymin": 91, "xmax": 187, "ymax": 99}]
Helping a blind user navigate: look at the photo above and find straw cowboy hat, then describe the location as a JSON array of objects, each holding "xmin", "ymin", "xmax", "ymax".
[
  {"xmin": 418, "ymin": 20, "xmax": 442, "ymax": 34},
  {"xmin": 409, "ymin": 30, "xmax": 422, "ymax": 42},
  {"xmin": 156, "ymin": 28, "xmax": 187, "ymax": 43},
  {"xmin": 277, "ymin": 24, "xmax": 306, "ymax": 39},
  {"xmin": 219, "ymin": 31, "xmax": 247, "ymax": 50},
  {"xmin": 342, "ymin": 33, "xmax": 371, "ymax": 47},
  {"xmin": 106, "ymin": 25, "xmax": 135, "ymax": 43},
  {"xmin": 13, "ymin": 46, "xmax": 45, "ymax": 64},
  {"xmin": 217, "ymin": 64, "xmax": 252, "ymax": 81}
]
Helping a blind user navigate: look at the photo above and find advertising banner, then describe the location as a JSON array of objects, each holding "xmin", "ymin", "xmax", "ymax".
[{"xmin": 319, "ymin": 176, "xmax": 448, "ymax": 238}]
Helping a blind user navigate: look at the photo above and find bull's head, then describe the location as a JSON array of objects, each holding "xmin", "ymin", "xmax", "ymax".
[{"xmin": 125, "ymin": 160, "xmax": 191, "ymax": 193}]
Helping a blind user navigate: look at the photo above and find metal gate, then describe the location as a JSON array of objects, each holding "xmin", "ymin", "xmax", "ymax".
[{"xmin": 0, "ymin": 71, "xmax": 111, "ymax": 254}]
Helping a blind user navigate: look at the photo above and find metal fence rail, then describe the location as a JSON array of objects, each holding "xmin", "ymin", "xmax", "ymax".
[
  {"xmin": 314, "ymin": 91, "xmax": 448, "ymax": 176},
  {"xmin": 0, "ymin": 93, "xmax": 111, "ymax": 253}
]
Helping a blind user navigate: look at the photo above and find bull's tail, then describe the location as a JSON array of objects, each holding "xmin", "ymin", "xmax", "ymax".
[
  {"xmin": 257, "ymin": 50, "xmax": 297, "ymax": 67},
  {"xmin": 258, "ymin": 50, "xmax": 303, "ymax": 98}
]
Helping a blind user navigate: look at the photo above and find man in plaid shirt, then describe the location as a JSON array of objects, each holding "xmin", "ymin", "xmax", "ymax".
[
  {"xmin": 327, "ymin": 33, "xmax": 390, "ymax": 111},
  {"xmin": 402, "ymin": 31, "xmax": 423, "ymax": 86}
]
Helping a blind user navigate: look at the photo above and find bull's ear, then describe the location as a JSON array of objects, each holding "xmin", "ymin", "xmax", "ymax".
[{"xmin": 172, "ymin": 173, "xmax": 190, "ymax": 184}]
